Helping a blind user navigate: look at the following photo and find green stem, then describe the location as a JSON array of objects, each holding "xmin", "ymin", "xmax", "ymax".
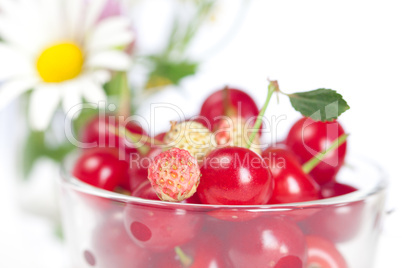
[
  {"xmin": 175, "ymin": 247, "xmax": 193, "ymax": 267},
  {"xmin": 109, "ymin": 126, "xmax": 165, "ymax": 156},
  {"xmin": 117, "ymin": 72, "xmax": 131, "ymax": 118},
  {"xmin": 120, "ymin": 126, "xmax": 161, "ymax": 145},
  {"xmin": 302, "ymin": 133, "xmax": 349, "ymax": 174},
  {"xmin": 246, "ymin": 81, "xmax": 278, "ymax": 149}
]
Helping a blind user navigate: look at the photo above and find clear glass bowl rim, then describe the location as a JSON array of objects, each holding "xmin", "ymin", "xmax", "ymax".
[{"xmin": 59, "ymin": 155, "xmax": 388, "ymax": 211}]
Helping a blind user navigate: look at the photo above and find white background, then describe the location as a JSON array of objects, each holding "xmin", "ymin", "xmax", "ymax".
[{"xmin": 1, "ymin": 0, "xmax": 401, "ymax": 267}]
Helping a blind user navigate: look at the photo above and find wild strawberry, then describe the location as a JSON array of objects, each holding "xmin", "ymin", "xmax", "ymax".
[
  {"xmin": 164, "ymin": 121, "xmax": 214, "ymax": 162},
  {"xmin": 215, "ymin": 116, "xmax": 262, "ymax": 155},
  {"xmin": 148, "ymin": 148, "xmax": 201, "ymax": 202}
]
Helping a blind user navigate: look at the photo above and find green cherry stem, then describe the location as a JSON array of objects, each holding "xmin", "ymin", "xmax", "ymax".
[
  {"xmin": 302, "ymin": 133, "xmax": 349, "ymax": 174},
  {"xmin": 175, "ymin": 246, "xmax": 193, "ymax": 267},
  {"xmin": 108, "ymin": 125, "xmax": 165, "ymax": 155},
  {"xmin": 119, "ymin": 126, "xmax": 165, "ymax": 146},
  {"xmin": 246, "ymin": 80, "xmax": 279, "ymax": 149},
  {"xmin": 117, "ymin": 72, "xmax": 131, "ymax": 119}
]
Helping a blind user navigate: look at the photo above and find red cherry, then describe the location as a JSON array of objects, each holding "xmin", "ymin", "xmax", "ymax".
[
  {"xmin": 81, "ymin": 115, "xmax": 147, "ymax": 156},
  {"xmin": 197, "ymin": 147, "xmax": 273, "ymax": 205},
  {"xmin": 262, "ymin": 147, "xmax": 320, "ymax": 204},
  {"xmin": 132, "ymin": 181, "xmax": 202, "ymax": 204},
  {"xmin": 227, "ymin": 216, "xmax": 307, "ymax": 268},
  {"xmin": 320, "ymin": 182, "xmax": 357, "ymax": 199},
  {"xmin": 286, "ymin": 117, "xmax": 347, "ymax": 185},
  {"xmin": 274, "ymin": 256, "xmax": 303, "ymax": 268},
  {"xmin": 154, "ymin": 131, "xmax": 167, "ymax": 142},
  {"xmin": 91, "ymin": 212, "xmax": 150, "ymax": 268},
  {"xmin": 182, "ymin": 192, "xmax": 202, "ymax": 204},
  {"xmin": 299, "ymin": 200, "xmax": 364, "ymax": 243},
  {"xmin": 151, "ymin": 250, "xmax": 181, "ymax": 268},
  {"xmin": 153, "ymin": 234, "xmax": 230, "ymax": 268},
  {"xmin": 132, "ymin": 181, "xmax": 160, "ymax": 200},
  {"xmin": 200, "ymin": 88, "xmax": 259, "ymax": 130},
  {"xmin": 305, "ymin": 235, "xmax": 348, "ymax": 268},
  {"xmin": 189, "ymin": 115, "xmax": 212, "ymax": 129},
  {"xmin": 206, "ymin": 208, "xmax": 261, "ymax": 222},
  {"xmin": 123, "ymin": 203, "xmax": 203, "ymax": 251},
  {"xmin": 127, "ymin": 164, "xmax": 148, "ymax": 192},
  {"xmin": 73, "ymin": 147, "xmax": 129, "ymax": 191},
  {"xmin": 128, "ymin": 146, "xmax": 163, "ymax": 191},
  {"xmin": 185, "ymin": 234, "xmax": 230, "ymax": 268}
]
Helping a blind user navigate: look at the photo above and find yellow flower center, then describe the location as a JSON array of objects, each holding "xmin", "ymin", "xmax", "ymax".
[{"xmin": 36, "ymin": 43, "xmax": 84, "ymax": 83}]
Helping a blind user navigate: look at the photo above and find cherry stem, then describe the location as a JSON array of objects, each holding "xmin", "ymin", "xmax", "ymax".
[
  {"xmin": 109, "ymin": 125, "xmax": 165, "ymax": 155},
  {"xmin": 302, "ymin": 133, "xmax": 349, "ymax": 174},
  {"xmin": 246, "ymin": 80, "xmax": 278, "ymax": 149},
  {"xmin": 117, "ymin": 72, "xmax": 131, "ymax": 119},
  {"xmin": 223, "ymin": 85, "xmax": 236, "ymax": 117},
  {"xmin": 174, "ymin": 246, "xmax": 193, "ymax": 267}
]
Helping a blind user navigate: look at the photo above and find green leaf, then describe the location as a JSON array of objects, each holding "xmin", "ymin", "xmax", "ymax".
[
  {"xmin": 22, "ymin": 131, "xmax": 47, "ymax": 178},
  {"xmin": 147, "ymin": 60, "xmax": 198, "ymax": 87},
  {"xmin": 288, "ymin": 88, "xmax": 350, "ymax": 121},
  {"xmin": 72, "ymin": 106, "xmax": 99, "ymax": 136},
  {"xmin": 22, "ymin": 130, "xmax": 76, "ymax": 178},
  {"xmin": 104, "ymin": 72, "xmax": 125, "ymax": 97}
]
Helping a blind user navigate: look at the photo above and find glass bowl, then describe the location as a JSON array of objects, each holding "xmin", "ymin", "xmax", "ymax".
[{"xmin": 59, "ymin": 156, "xmax": 387, "ymax": 268}]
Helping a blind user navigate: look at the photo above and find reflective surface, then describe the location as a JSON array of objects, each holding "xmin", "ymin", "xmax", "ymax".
[{"xmin": 59, "ymin": 157, "xmax": 386, "ymax": 268}]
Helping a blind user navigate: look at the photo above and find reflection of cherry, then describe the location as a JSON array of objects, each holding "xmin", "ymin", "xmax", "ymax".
[
  {"xmin": 92, "ymin": 212, "xmax": 150, "ymax": 268},
  {"xmin": 227, "ymin": 216, "xmax": 307, "ymax": 268},
  {"xmin": 275, "ymin": 256, "xmax": 303, "ymax": 268},
  {"xmin": 123, "ymin": 203, "xmax": 203, "ymax": 251},
  {"xmin": 73, "ymin": 147, "xmax": 129, "ymax": 191},
  {"xmin": 206, "ymin": 208, "xmax": 261, "ymax": 222},
  {"xmin": 151, "ymin": 250, "xmax": 179, "ymax": 268},
  {"xmin": 299, "ymin": 181, "xmax": 360, "ymax": 243},
  {"xmin": 300, "ymin": 199, "xmax": 364, "ymax": 243},
  {"xmin": 197, "ymin": 147, "xmax": 273, "ymax": 205},
  {"xmin": 305, "ymin": 235, "xmax": 347, "ymax": 268},
  {"xmin": 153, "ymin": 234, "xmax": 230, "ymax": 268},
  {"xmin": 200, "ymin": 88, "xmax": 259, "ymax": 130},
  {"xmin": 262, "ymin": 147, "xmax": 320, "ymax": 204},
  {"xmin": 286, "ymin": 117, "xmax": 347, "ymax": 185},
  {"xmin": 184, "ymin": 234, "xmax": 230, "ymax": 267},
  {"xmin": 132, "ymin": 181, "xmax": 159, "ymax": 200}
]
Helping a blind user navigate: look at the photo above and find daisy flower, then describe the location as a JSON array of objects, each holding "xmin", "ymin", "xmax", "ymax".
[{"xmin": 0, "ymin": 0, "xmax": 135, "ymax": 130}]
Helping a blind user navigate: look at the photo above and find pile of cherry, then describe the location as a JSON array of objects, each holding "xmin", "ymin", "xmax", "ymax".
[{"xmin": 73, "ymin": 86, "xmax": 360, "ymax": 268}]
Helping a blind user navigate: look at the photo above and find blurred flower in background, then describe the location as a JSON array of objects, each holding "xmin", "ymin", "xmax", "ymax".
[
  {"xmin": 0, "ymin": 0, "xmax": 239, "ymax": 229},
  {"xmin": 0, "ymin": 0, "xmax": 134, "ymax": 130}
]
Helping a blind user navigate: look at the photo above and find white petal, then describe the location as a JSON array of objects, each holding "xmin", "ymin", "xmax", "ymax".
[
  {"xmin": 29, "ymin": 84, "xmax": 61, "ymax": 130},
  {"xmin": 83, "ymin": 0, "xmax": 107, "ymax": 32},
  {"xmin": 66, "ymin": 0, "xmax": 84, "ymax": 40},
  {"xmin": 0, "ymin": 0, "xmax": 18, "ymax": 15},
  {"xmin": 91, "ymin": 70, "xmax": 112, "ymax": 84},
  {"xmin": 39, "ymin": 0, "xmax": 65, "ymax": 42},
  {"xmin": 0, "ymin": 77, "xmax": 39, "ymax": 110},
  {"xmin": 87, "ymin": 17, "xmax": 131, "ymax": 47},
  {"xmin": 0, "ymin": 2, "xmax": 51, "ymax": 55},
  {"xmin": 61, "ymin": 82, "xmax": 83, "ymax": 116},
  {"xmin": 86, "ymin": 50, "xmax": 131, "ymax": 70},
  {"xmin": 88, "ymin": 31, "xmax": 134, "ymax": 52},
  {"xmin": 81, "ymin": 78, "xmax": 107, "ymax": 104},
  {"xmin": 0, "ymin": 44, "xmax": 35, "ymax": 80}
]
